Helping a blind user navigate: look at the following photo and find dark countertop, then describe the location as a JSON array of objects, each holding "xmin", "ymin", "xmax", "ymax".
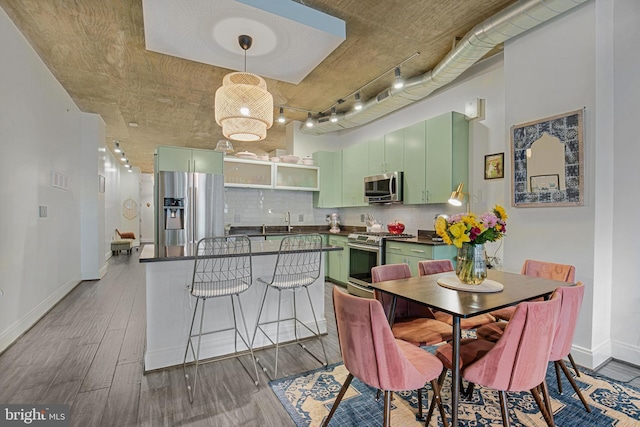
[
  {"xmin": 140, "ymin": 240, "xmax": 343, "ymax": 263},
  {"xmin": 386, "ymin": 236, "xmax": 449, "ymax": 246}
]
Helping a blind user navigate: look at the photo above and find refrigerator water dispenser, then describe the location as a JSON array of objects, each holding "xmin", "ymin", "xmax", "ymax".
[{"xmin": 164, "ymin": 198, "xmax": 185, "ymax": 230}]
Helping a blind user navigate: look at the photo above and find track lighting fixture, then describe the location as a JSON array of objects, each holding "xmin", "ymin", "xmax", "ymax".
[
  {"xmin": 354, "ymin": 92, "xmax": 363, "ymax": 111},
  {"xmin": 277, "ymin": 107, "xmax": 286, "ymax": 124},
  {"xmin": 114, "ymin": 140, "xmax": 122, "ymax": 153},
  {"xmin": 120, "ymin": 152, "xmax": 126, "ymax": 162},
  {"xmin": 330, "ymin": 107, "xmax": 338, "ymax": 123},
  {"xmin": 305, "ymin": 112, "xmax": 314, "ymax": 127},
  {"xmin": 393, "ymin": 67, "xmax": 404, "ymax": 89}
]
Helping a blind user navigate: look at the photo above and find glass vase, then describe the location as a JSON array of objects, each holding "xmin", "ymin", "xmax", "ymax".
[{"xmin": 456, "ymin": 242, "xmax": 487, "ymax": 285}]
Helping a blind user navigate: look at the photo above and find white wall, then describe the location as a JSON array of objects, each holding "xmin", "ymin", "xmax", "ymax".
[
  {"xmin": 140, "ymin": 173, "xmax": 155, "ymax": 243},
  {"xmin": 0, "ymin": 8, "xmax": 120, "ymax": 352},
  {"xmin": 0, "ymin": 9, "xmax": 81, "ymax": 351},
  {"xmin": 610, "ymin": 0, "xmax": 640, "ymax": 365}
]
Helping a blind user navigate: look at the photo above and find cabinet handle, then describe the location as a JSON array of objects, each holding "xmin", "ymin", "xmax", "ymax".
[
  {"xmin": 388, "ymin": 246, "xmax": 401, "ymax": 250},
  {"xmin": 411, "ymin": 249, "xmax": 425, "ymax": 254}
]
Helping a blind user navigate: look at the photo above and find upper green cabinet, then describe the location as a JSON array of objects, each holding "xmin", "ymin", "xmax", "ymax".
[
  {"xmin": 368, "ymin": 130, "xmax": 404, "ymax": 175},
  {"xmin": 403, "ymin": 112, "xmax": 469, "ymax": 204},
  {"xmin": 313, "ymin": 151, "xmax": 342, "ymax": 208},
  {"xmin": 342, "ymin": 143, "xmax": 369, "ymax": 207},
  {"xmin": 156, "ymin": 146, "xmax": 223, "ymax": 174}
]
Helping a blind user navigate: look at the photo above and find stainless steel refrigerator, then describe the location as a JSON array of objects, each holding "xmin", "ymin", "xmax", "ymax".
[{"xmin": 156, "ymin": 171, "xmax": 225, "ymax": 247}]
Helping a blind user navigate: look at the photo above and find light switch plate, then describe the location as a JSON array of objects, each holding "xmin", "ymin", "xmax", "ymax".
[{"xmin": 39, "ymin": 206, "xmax": 47, "ymax": 217}]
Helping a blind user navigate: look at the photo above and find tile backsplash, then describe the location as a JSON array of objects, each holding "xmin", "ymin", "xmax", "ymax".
[{"xmin": 224, "ymin": 187, "xmax": 466, "ymax": 234}]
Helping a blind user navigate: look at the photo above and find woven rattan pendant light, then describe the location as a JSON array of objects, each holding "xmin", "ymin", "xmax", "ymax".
[{"xmin": 215, "ymin": 35, "xmax": 273, "ymax": 142}]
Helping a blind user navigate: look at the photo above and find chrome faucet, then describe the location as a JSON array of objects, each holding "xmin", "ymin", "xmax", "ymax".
[{"xmin": 285, "ymin": 211, "xmax": 292, "ymax": 232}]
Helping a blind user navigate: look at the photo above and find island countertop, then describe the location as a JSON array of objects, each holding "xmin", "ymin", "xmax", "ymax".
[{"xmin": 140, "ymin": 240, "xmax": 343, "ymax": 263}]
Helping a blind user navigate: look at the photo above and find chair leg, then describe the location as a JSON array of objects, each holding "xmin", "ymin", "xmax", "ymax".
[
  {"xmin": 274, "ymin": 290, "xmax": 283, "ymax": 379},
  {"xmin": 182, "ymin": 298, "xmax": 205, "ymax": 404},
  {"xmin": 383, "ymin": 390, "xmax": 392, "ymax": 427},
  {"xmin": 303, "ymin": 286, "xmax": 328, "ymax": 367},
  {"xmin": 416, "ymin": 388, "xmax": 424, "ymax": 421},
  {"xmin": 498, "ymin": 390, "xmax": 510, "ymax": 427},
  {"xmin": 432, "ymin": 378, "xmax": 450, "ymax": 427},
  {"xmin": 558, "ymin": 359, "xmax": 591, "ymax": 412},
  {"xmin": 321, "ymin": 373, "xmax": 353, "ymax": 427},
  {"xmin": 567, "ymin": 353, "xmax": 581, "ymax": 377},
  {"xmin": 425, "ymin": 368, "xmax": 447, "ymax": 426},
  {"xmin": 251, "ymin": 285, "xmax": 272, "ymax": 378},
  {"xmin": 531, "ymin": 387, "xmax": 553, "ymax": 427},
  {"xmin": 554, "ymin": 361, "xmax": 563, "ymax": 394},
  {"xmin": 233, "ymin": 295, "xmax": 260, "ymax": 386},
  {"xmin": 540, "ymin": 379, "xmax": 555, "ymax": 427}
]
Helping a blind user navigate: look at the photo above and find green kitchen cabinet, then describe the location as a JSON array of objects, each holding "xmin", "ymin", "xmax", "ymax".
[
  {"xmin": 327, "ymin": 235, "xmax": 349, "ymax": 285},
  {"xmin": 385, "ymin": 241, "xmax": 457, "ymax": 277},
  {"xmin": 368, "ymin": 130, "xmax": 404, "ymax": 175},
  {"xmin": 403, "ymin": 112, "xmax": 468, "ymax": 204},
  {"xmin": 156, "ymin": 146, "xmax": 223, "ymax": 174},
  {"xmin": 341, "ymin": 143, "xmax": 369, "ymax": 207},
  {"xmin": 313, "ymin": 151, "xmax": 342, "ymax": 207}
]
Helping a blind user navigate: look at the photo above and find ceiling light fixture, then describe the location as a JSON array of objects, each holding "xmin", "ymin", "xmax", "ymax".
[
  {"xmin": 277, "ymin": 107, "xmax": 286, "ymax": 124},
  {"xmin": 114, "ymin": 140, "xmax": 122, "ymax": 153},
  {"xmin": 354, "ymin": 92, "xmax": 363, "ymax": 111},
  {"xmin": 305, "ymin": 112, "xmax": 314, "ymax": 128},
  {"xmin": 214, "ymin": 139, "xmax": 234, "ymax": 155},
  {"xmin": 393, "ymin": 67, "xmax": 404, "ymax": 89},
  {"xmin": 128, "ymin": 122, "xmax": 138, "ymax": 127},
  {"xmin": 215, "ymin": 35, "xmax": 273, "ymax": 142},
  {"xmin": 120, "ymin": 152, "xmax": 127, "ymax": 162},
  {"xmin": 330, "ymin": 107, "xmax": 338, "ymax": 123}
]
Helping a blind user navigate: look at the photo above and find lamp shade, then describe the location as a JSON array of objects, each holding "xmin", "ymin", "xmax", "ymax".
[
  {"xmin": 215, "ymin": 72, "xmax": 273, "ymax": 141},
  {"xmin": 448, "ymin": 182, "xmax": 465, "ymax": 206}
]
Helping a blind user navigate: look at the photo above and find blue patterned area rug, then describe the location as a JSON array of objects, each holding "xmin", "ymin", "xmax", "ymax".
[{"xmin": 270, "ymin": 360, "xmax": 640, "ymax": 426}]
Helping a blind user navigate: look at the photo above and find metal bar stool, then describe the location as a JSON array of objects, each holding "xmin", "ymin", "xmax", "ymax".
[
  {"xmin": 251, "ymin": 234, "xmax": 328, "ymax": 379},
  {"xmin": 183, "ymin": 235, "xmax": 259, "ymax": 403}
]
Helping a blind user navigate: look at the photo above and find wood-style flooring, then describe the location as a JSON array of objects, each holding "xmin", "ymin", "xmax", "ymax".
[{"xmin": 0, "ymin": 247, "xmax": 638, "ymax": 426}]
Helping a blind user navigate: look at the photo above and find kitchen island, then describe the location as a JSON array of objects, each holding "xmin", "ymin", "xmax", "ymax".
[{"xmin": 139, "ymin": 239, "xmax": 342, "ymax": 372}]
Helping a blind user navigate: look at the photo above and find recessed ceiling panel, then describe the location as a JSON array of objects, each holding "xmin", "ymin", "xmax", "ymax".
[{"xmin": 142, "ymin": 0, "xmax": 346, "ymax": 84}]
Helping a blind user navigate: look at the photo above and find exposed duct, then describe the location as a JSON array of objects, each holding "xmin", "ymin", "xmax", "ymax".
[{"xmin": 301, "ymin": 0, "xmax": 588, "ymax": 135}]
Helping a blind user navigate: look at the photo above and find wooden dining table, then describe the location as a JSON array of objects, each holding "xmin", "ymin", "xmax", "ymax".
[{"xmin": 367, "ymin": 269, "xmax": 572, "ymax": 426}]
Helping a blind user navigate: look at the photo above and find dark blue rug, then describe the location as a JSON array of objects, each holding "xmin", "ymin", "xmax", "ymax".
[{"xmin": 270, "ymin": 359, "xmax": 640, "ymax": 426}]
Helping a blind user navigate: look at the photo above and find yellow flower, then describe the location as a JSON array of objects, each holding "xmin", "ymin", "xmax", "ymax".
[
  {"xmin": 494, "ymin": 205, "xmax": 508, "ymax": 220},
  {"xmin": 449, "ymin": 222, "xmax": 471, "ymax": 248}
]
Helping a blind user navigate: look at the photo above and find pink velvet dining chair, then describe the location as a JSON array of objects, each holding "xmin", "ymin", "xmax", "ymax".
[
  {"xmin": 322, "ymin": 287, "xmax": 449, "ymax": 427},
  {"xmin": 426, "ymin": 295, "xmax": 562, "ymax": 427},
  {"xmin": 417, "ymin": 259, "xmax": 496, "ymax": 329},
  {"xmin": 478, "ymin": 282, "xmax": 590, "ymax": 412},
  {"xmin": 490, "ymin": 259, "xmax": 575, "ymax": 322},
  {"xmin": 371, "ymin": 263, "xmax": 453, "ymax": 346}
]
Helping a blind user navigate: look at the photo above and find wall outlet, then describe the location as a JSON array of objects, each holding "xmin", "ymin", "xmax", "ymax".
[
  {"xmin": 38, "ymin": 206, "xmax": 47, "ymax": 218},
  {"xmin": 234, "ymin": 214, "xmax": 241, "ymax": 222},
  {"xmin": 361, "ymin": 214, "xmax": 365, "ymax": 222},
  {"xmin": 298, "ymin": 214, "xmax": 304, "ymax": 222}
]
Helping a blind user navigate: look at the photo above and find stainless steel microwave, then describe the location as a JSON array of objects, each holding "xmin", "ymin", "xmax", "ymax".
[{"xmin": 364, "ymin": 171, "xmax": 403, "ymax": 204}]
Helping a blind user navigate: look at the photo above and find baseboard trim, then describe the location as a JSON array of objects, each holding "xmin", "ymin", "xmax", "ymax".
[
  {"xmin": 570, "ymin": 340, "xmax": 611, "ymax": 370},
  {"xmin": 0, "ymin": 279, "xmax": 81, "ymax": 354},
  {"xmin": 611, "ymin": 339, "xmax": 640, "ymax": 366}
]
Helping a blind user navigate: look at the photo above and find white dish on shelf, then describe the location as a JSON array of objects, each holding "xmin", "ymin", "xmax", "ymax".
[
  {"xmin": 280, "ymin": 155, "xmax": 300, "ymax": 164},
  {"xmin": 270, "ymin": 157, "xmax": 280, "ymax": 162},
  {"xmin": 236, "ymin": 151, "xmax": 257, "ymax": 159},
  {"xmin": 302, "ymin": 157, "xmax": 314, "ymax": 165}
]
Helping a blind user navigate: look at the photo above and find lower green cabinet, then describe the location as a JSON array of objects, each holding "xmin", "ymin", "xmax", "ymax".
[
  {"xmin": 327, "ymin": 235, "xmax": 349, "ymax": 285},
  {"xmin": 385, "ymin": 241, "xmax": 457, "ymax": 276}
]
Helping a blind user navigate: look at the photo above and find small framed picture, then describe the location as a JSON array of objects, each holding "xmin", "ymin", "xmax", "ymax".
[{"xmin": 484, "ymin": 153, "xmax": 504, "ymax": 180}]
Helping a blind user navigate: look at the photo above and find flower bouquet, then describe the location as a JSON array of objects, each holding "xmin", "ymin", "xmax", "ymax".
[{"xmin": 435, "ymin": 205, "xmax": 508, "ymax": 284}]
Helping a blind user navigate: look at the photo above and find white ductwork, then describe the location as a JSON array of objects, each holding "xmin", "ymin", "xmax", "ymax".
[{"xmin": 301, "ymin": 0, "xmax": 588, "ymax": 135}]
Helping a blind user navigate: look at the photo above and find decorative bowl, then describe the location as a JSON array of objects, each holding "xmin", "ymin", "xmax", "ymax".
[
  {"xmin": 280, "ymin": 155, "xmax": 300, "ymax": 164},
  {"xmin": 387, "ymin": 222, "xmax": 405, "ymax": 234},
  {"xmin": 236, "ymin": 151, "xmax": 257, "ymax": 159},
  {"xmin": 270, "ymin": 157, "xmax": 280, "ymax": 162}
]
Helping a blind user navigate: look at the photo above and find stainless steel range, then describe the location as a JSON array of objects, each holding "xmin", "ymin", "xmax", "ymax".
[{"xmin": 346, "ymin": 231, "xmax": 414, "ymax": 297}]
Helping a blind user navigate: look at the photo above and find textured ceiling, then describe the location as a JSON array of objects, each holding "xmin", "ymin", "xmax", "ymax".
[{"xmin": 0, "ymin": 0, "xmax": 516, "ymax": 173}]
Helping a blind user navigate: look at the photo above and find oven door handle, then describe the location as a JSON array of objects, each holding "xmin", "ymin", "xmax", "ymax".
[{"xmin": 347, "ymin": 242, "xmax": 381, "ymax": 252}]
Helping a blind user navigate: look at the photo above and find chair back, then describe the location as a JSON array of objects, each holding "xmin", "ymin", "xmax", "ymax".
[
  {"xmin": 372, "ymin": 264, "xmax": 434, "ymax": 320},
  {"xmin": 549, "ymin": 282, "xmax": 585, "ymax": 361},
  {"xmin": 521, "ymin": 259, "xmax": 576, "ymax": 282},
  {"xmin": 418, "ymin": 259, "xmax": 454, "ymax": 276},
  {"xmin": 266, "ymin": 234, "xmax": 322, "ymax": 289},
  {"xmin": 332, "ymin": 287, "xmax": 428, "ymax": 391},
  {"xmin": 463, "ymin": 294, "xmax": 561, "ymax": 392},
  {"xmin": 191, "ymin": 236, "xmax": 252, "ymax": 298}
]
